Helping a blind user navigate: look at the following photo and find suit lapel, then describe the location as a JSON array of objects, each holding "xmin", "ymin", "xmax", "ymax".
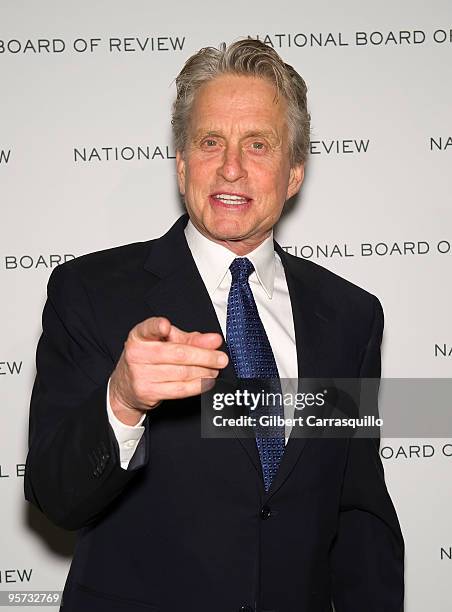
[{"xmin": 265, "ymin": 244, "xmax": 335, "ymax": 500}]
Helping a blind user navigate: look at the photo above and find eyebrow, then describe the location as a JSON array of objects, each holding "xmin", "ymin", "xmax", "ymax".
[{"xmin": 192, "ymin": 129, "xmax": 282, "ymax": 145}]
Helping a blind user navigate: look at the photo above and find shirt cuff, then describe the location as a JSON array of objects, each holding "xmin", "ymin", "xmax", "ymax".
[{"xmin": 106, "ymin": 378, "xmax": 146, "ymax": 470}]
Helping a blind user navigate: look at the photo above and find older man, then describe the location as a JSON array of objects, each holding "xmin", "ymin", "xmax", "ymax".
[{"xmin": 25, "ymin": 39, "xmax": 404, "ymax": 612}]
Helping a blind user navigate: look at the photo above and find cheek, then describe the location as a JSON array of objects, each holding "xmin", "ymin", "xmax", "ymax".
[
  {"xmin": 186, "ymin": 161, "xmax": 212, "ymax": 193},
  {"xmin": 254, "ymin": 164, "xmax": 289, "ymax": 198}
]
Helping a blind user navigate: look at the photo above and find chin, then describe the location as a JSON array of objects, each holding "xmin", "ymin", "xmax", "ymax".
[{"xmin": 208, "ymin": 222, "xmax": 248, "ymax": 242}]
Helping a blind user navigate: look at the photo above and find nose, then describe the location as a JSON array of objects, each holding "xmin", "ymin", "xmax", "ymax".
[{"xmin": 216, "ymin": 144, "xmax": 247, "ymax": 182}]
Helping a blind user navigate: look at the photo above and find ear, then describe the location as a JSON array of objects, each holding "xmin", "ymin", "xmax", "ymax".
[
  {"xmin": 176, "ymin": 150, "xmax": 186, "ymax": 195},
  {"xmin": 286, "ymin": 162, "xmax": 305, "ymax": 200}
]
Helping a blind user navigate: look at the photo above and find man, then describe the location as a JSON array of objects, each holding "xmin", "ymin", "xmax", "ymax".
[{"xmin": 25, "ymin": 39, "xmax": 404, "ymax": 611}]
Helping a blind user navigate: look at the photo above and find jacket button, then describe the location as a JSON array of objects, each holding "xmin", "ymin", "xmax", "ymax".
[
  {"xmin": 260, "ymin": 505, "xmax": 271, "ymax": 520},
  {"xmin": 239, "ymin": 606, "xmax": 253, "ymax": 612}
]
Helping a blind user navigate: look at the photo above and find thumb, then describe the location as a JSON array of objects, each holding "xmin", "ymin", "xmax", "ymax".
[{"xmin": 134, "ymin": 316, "xmax": 172, "ymax": 341}]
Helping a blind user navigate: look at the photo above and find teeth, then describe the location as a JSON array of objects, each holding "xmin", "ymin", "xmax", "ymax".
[{"xmin": 214, "ymin": 194, "xmax": 248, "ymax": 203}]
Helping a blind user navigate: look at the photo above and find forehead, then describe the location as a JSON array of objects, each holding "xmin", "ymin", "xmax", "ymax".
[{"xmin": 189, "ymin": 73, "xmax": 287, "ymax": 133}]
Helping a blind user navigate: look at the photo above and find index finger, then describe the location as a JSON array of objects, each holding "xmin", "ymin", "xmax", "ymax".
[{"xmin": 167, "ymin": 325, "xmax": 224, "ymax": 349}]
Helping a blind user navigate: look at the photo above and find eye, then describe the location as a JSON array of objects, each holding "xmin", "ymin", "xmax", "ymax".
[
  {"xmin": 251, "ymin": 141, "xmax": 265, "ymax": 151},
  {"xmin": 202, "ymin": 138, "xmax": 218, "ymax": 148}
]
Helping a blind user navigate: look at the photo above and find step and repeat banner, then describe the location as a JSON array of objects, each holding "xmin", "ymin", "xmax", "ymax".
[{"xmin": 1, "ymin": 1, "xmax": 451, "ymax": 610}]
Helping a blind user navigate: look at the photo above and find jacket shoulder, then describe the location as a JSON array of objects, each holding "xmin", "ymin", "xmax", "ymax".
[
  {"xmin": 47, "ymin": 240, "xmax": 155, "ymax": 292},
  {"xmin": 66, "ymin": 240, "xmax": 152, "ymax": 273},
  {"xmin": 281, "ymin": 250, "xmax": 382, "ymax": 318}
]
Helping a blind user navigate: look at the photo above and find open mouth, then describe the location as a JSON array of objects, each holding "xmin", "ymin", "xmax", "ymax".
[{"xmin": 210, "ymin": 192, "xmax": 252, "ymax": 208}]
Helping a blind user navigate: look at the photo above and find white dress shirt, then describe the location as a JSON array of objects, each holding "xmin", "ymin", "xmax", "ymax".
[{"xmin": 107, "ymin": 219, "xmax": 298, "ymax": 469}]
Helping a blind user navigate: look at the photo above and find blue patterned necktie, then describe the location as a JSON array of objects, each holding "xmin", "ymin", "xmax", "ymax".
[{"xmin": 226, "ymin": 257, "xmax": 285, "ymax": 491}]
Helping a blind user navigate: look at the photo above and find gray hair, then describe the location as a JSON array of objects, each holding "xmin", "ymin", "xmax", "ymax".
[{"xmin": 172, "ymin": 38, "xmax": 310, "ymax": 165}]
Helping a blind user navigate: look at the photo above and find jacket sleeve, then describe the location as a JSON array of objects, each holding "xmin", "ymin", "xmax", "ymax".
[
  {"xmin": 24, "ymin": 262, "xmax": 149, "ymax": 531},
  {"xmin": 330, "ymin": 296, "xmax": 405, "ymax": 611}
]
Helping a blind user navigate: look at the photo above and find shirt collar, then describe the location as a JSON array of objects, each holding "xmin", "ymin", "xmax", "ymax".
[{"xmin": 184, "ymin": 219, "xmax": 276, "ymax": 298}]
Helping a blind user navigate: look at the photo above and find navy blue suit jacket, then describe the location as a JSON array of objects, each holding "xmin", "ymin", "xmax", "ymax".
[{"xmin": 25, "ymin": 214, "xmax": 404, "ymax": 612}]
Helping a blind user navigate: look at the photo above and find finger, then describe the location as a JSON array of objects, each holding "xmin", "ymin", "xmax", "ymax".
[
  {"xmin": 133, "ymin": 342, "xmax": 228, "ymax": 369},
  {"xmin": 144, "ymin": 378, "xmax": 217, "ymax": 402},
  {"xmin": 187, "ymin": 332, "xmax": 224, "ymax": 349},
  {"xmin": 167, "ymin": 325, "xmax": 223, "ymax": 349},
  {"xmin": 133, "ymin": 363, "xmax": 220, "ymax": 383},
  {"xmin": 134, "ymin": 317, "xmax": 171, "ymax": 341}
]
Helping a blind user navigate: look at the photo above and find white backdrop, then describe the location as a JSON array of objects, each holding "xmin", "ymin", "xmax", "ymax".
[{"xmin": 1, "ymin": 0, "xmax": 451, "ymax": 610}]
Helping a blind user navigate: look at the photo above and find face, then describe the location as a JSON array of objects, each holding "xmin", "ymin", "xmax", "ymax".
[{"xmin": 176, "ymin": 74, "xmax": 304, "ymax": 255}]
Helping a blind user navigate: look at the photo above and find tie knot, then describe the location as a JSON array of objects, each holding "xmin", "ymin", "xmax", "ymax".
[{"xmin": 229, "ymin": 257, "xmax": 254, "ymax": 283}]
